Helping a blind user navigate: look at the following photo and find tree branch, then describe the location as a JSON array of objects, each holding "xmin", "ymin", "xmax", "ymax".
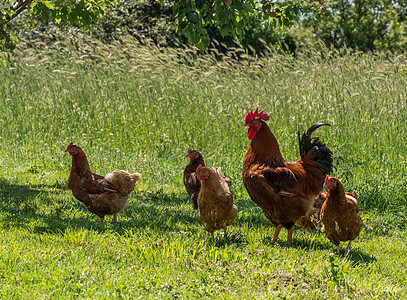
[{"xmin": 1, "ymin": 0, "xmax": 32, "ymax": 26}]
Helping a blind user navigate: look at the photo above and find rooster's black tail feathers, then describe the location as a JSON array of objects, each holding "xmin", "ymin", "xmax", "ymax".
[{"xmin": 298, "ymin": 123, "xmax": 333, "ymax": 174}]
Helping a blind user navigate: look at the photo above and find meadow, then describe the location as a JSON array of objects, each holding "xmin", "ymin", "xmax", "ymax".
[{"xmin": 0, "ymin": 38, "xmax": 406, "ymax": 298}]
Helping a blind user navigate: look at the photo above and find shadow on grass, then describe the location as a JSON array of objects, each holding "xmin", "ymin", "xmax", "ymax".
[
  {"xmin": 211, "ymin": 231, "xmax": 248, "ymax": 247},
  {"xmin": 0, "ymin": 179, "xmax": 202, "ymax": 235},
  {"xmin": 0, "ymin": 178, "xmax": 63, "ymax": 217},
  {"xmin": 257, "ymin": 230, "xmax": 376, "ymax": 264},
  {"xmin": 345, "ymin": 248, "xmax": 376, "ymax": 265},
  {"xmin": 0, "ymin": 178, "xmax": 399, "ymax": 261}
]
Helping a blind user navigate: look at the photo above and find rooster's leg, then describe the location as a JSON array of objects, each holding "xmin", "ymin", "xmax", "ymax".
[
  {"xmin": 344, "ymin": 241, "xmax": 352, "ymax": 256},
  {"xmin": 272, "ymin": 224, "xmax": 283, "ymax": 243},
  {"xmin": 287, "ymin": 226, "xmax": 294, "ymax": 246}
]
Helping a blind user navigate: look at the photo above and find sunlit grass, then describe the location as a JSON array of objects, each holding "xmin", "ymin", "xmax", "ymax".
[{"xmin": 0, "ymin": 39, "xmax": 406, "ymax": 298}]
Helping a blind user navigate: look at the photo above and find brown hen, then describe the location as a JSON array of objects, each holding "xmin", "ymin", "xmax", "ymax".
[
  {"xmin": 320, "ymin": 177, "xmax": 363, "ymax": 255},
  {"xmin": 297, "ymin": 191, "xmax": 357, "ymax": 233},
  {"xmin": 295, "ymin": 192, "xmax": 326, "ymax": 233},
  {"xmin": 196, "ymin": 164, "xmax": 237, "ymax": 239},
  {"xmin": 65, "ymin": 143, "xmax": 141, "ymax": 223},
  {"xmin": 183, "ymin": 150, "xmax": 205, "ymax": 210},
  {"xmin": 183, "ymin": 150, "xmax": 232, "ymax": 210}
]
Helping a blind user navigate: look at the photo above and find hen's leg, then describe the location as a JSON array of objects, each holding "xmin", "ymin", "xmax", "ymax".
[
  {"xmin": 222, "ymin": 227, "xmax": 228, "ymax": 240},
  {"xmin": 191, "ymin": 193, "xmax": 198, "ymax": 210},
  {"xmin": 211, "ymin": 232, "xmax": 214, "ymax": 239},
  {"xmin": 272, "ymin": 224, "xmax": 283, "ymax": 243},
  {"xmin": 336, "ymin": 244, "xmax": 340, "ymax": 254},
  {"xmin": 113, "ymin": 213, "xmax": 118, "ymax": 223},
  {"xmin": 287, "ymin": 226, "xmax": 294, "ymax": 246},
  {"xmin": 344, "ymin": 241, "xmax": 352, "ymax": 256}
]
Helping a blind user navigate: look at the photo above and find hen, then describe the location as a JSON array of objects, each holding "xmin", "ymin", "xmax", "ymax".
[
  {"xmin": 183, "ymin": 150, "xmax": 205, "ymax": 210},
  {"xmin": 65, "ymin": 143, "xmax": 141, "ymax": 223},
  {"xmin": 242, "ymin": 108, "xmax": 333, "ymax": 245},
  {"xmin": 296, "ymin": 191, "xmax": 357, "ymax": 233},
  {"xmin": 295, "ymin": 192, "xmax": 326, "ymax": 233},
  {"xmin": 320, "ymin": 177, "xmax": 363, "ymax": 255},
  {"xmin": 195, "ymin": 164, "xmax": 237, "ymax": 239},
  {"xmin": 183, "ymin": 150, "xmax": 232, "ymax": 210}
]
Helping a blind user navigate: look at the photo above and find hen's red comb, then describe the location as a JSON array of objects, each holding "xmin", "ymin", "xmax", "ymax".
[
  {"xmin": 196, "ymin": 164, "xmax": 203, "ymax": 173},
  {"xmin": 324, "ymin": 176, "xmax": 330, "ymax": 184},
  {"xmin": 67, "ymin": 142, "xmax": 73, "ymax": 149},
  {"xmin": 245, "ymin": 107, "xmax": 269, "ymax": 124}
]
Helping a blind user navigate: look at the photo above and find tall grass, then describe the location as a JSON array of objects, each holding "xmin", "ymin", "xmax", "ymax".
[
  {"xmin": 1, "ymin": 38, "xmax": 406, "ymax": 209},
  {"xmin": 0, "ymin": 38, "xmax": 406, "ymax": 298}
]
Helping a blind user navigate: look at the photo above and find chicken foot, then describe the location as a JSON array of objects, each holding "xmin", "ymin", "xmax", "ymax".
[
  {"xmin": 272, "ymin": 224, "xmax": 293, "ymax": 246},
  {"xmin": 344, "ymin": 241, "xmax": 352, "ymax": 256},
  {"xmin": 287, "ymin": 226, "xmax": 294, "ymax": 246},
  {"xmin": 113, "ymin": 213, "xmax": 121, "ymax": 224},
  {"xmin": 222, "ymin": 226, "xmax": 228, "ymax": 240},
  {"xmin": 272, "ymin": 224, "xmax": 283, "ymax": 243}
]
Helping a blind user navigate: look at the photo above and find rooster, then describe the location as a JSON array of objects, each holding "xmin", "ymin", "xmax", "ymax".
[
  {"xmin": 65, "ymin": 143, "xmax": 141, "ymax": 223},
  {"xmin": 195, "ymin": 164, "xmax": 237, "ymax": 239},
  {"xmin": 242, "ymin": 108, "xmax": 332, "ymax": 245},
  {"xmin": 320, "ymin": 177, "xmax": 363, "ymax": 255}
]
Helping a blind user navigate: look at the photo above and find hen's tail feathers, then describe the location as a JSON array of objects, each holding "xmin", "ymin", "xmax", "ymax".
[
  {"xmin": 105, "ymin": 171, "xmax": 141, "ymax": 195},
  {"xmin": 213, "ymin": 167, "xmax": 232, "ymax": 188},
  {"xmin": 130, "ymin": 172, "xmax": 142, "ymax": 181},
  {"xmin": 297, "ymin": 123, "xmax": 333, "ymax": 174}
]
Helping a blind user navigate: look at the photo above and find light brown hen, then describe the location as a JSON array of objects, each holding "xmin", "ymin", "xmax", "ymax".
[
  {"xmin": 195, "ymin": 164, "xmax": 237, "ymax": 239},
  {"xmin": 66, "ymin": 143, "xmax": 141, "ymax": 223}
]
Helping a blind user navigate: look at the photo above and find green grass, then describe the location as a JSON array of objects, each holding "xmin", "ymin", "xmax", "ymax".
[{"xmin": 0, "ymin": 39, "xmax": 406, "ymax": 298}]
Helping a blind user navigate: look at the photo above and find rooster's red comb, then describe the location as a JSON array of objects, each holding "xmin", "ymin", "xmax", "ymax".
[
  {"xmin": 196, "ymin": 164, "xmax": 203, "ymax": 173},
  {"xmin": 245, "ymin": 107, "xmax": 269, "ymax": 124}
]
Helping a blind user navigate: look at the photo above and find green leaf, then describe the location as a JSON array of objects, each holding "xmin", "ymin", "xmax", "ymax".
[
  {"xmin": 196, "ymin": 40, "xmax": 205, "ymax": 51},
  {"xmin": 219, "ymin": 23, "xmax": 231, "ymax": 37},
  {"xmin": 0, "ymin": 58, "xmax": 6, "ymax": 68},
  {"xmin": 242, "ymin": 3, "xmax": 253, "ymax": 12},
  {"xmin": 40, "ymin": 1, "xmax": 55, "ymax": 10},
  {"xmin": 187, "ymin": 12, "xmax": 199, "ymax": 23}
]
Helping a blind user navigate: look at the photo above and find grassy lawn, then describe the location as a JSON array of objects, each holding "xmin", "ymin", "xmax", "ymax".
[{"xmin": 0, "ymin": 40, "xmax": 406, "ymax": 298}]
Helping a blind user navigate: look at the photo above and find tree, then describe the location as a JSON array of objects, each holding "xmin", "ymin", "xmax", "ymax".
[
  {"xmin": 170, "ymin": 0, "xmax": 326, "ymax": 50},
  {"xmin": 1, "ymin": 0, "xmax": 114, "ymax": 51},
  {"xmin": 1, "ymin": 0, "xmax": 326, "ymax": 52},
  {"xmin": 301, "ymin": 0, "xmax": 407, "ymax": 52}
]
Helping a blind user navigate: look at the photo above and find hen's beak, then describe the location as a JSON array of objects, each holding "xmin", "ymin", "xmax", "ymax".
[{"xmin": 244, "ymin": 123, "xmax": 250, "ymax": 127}]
